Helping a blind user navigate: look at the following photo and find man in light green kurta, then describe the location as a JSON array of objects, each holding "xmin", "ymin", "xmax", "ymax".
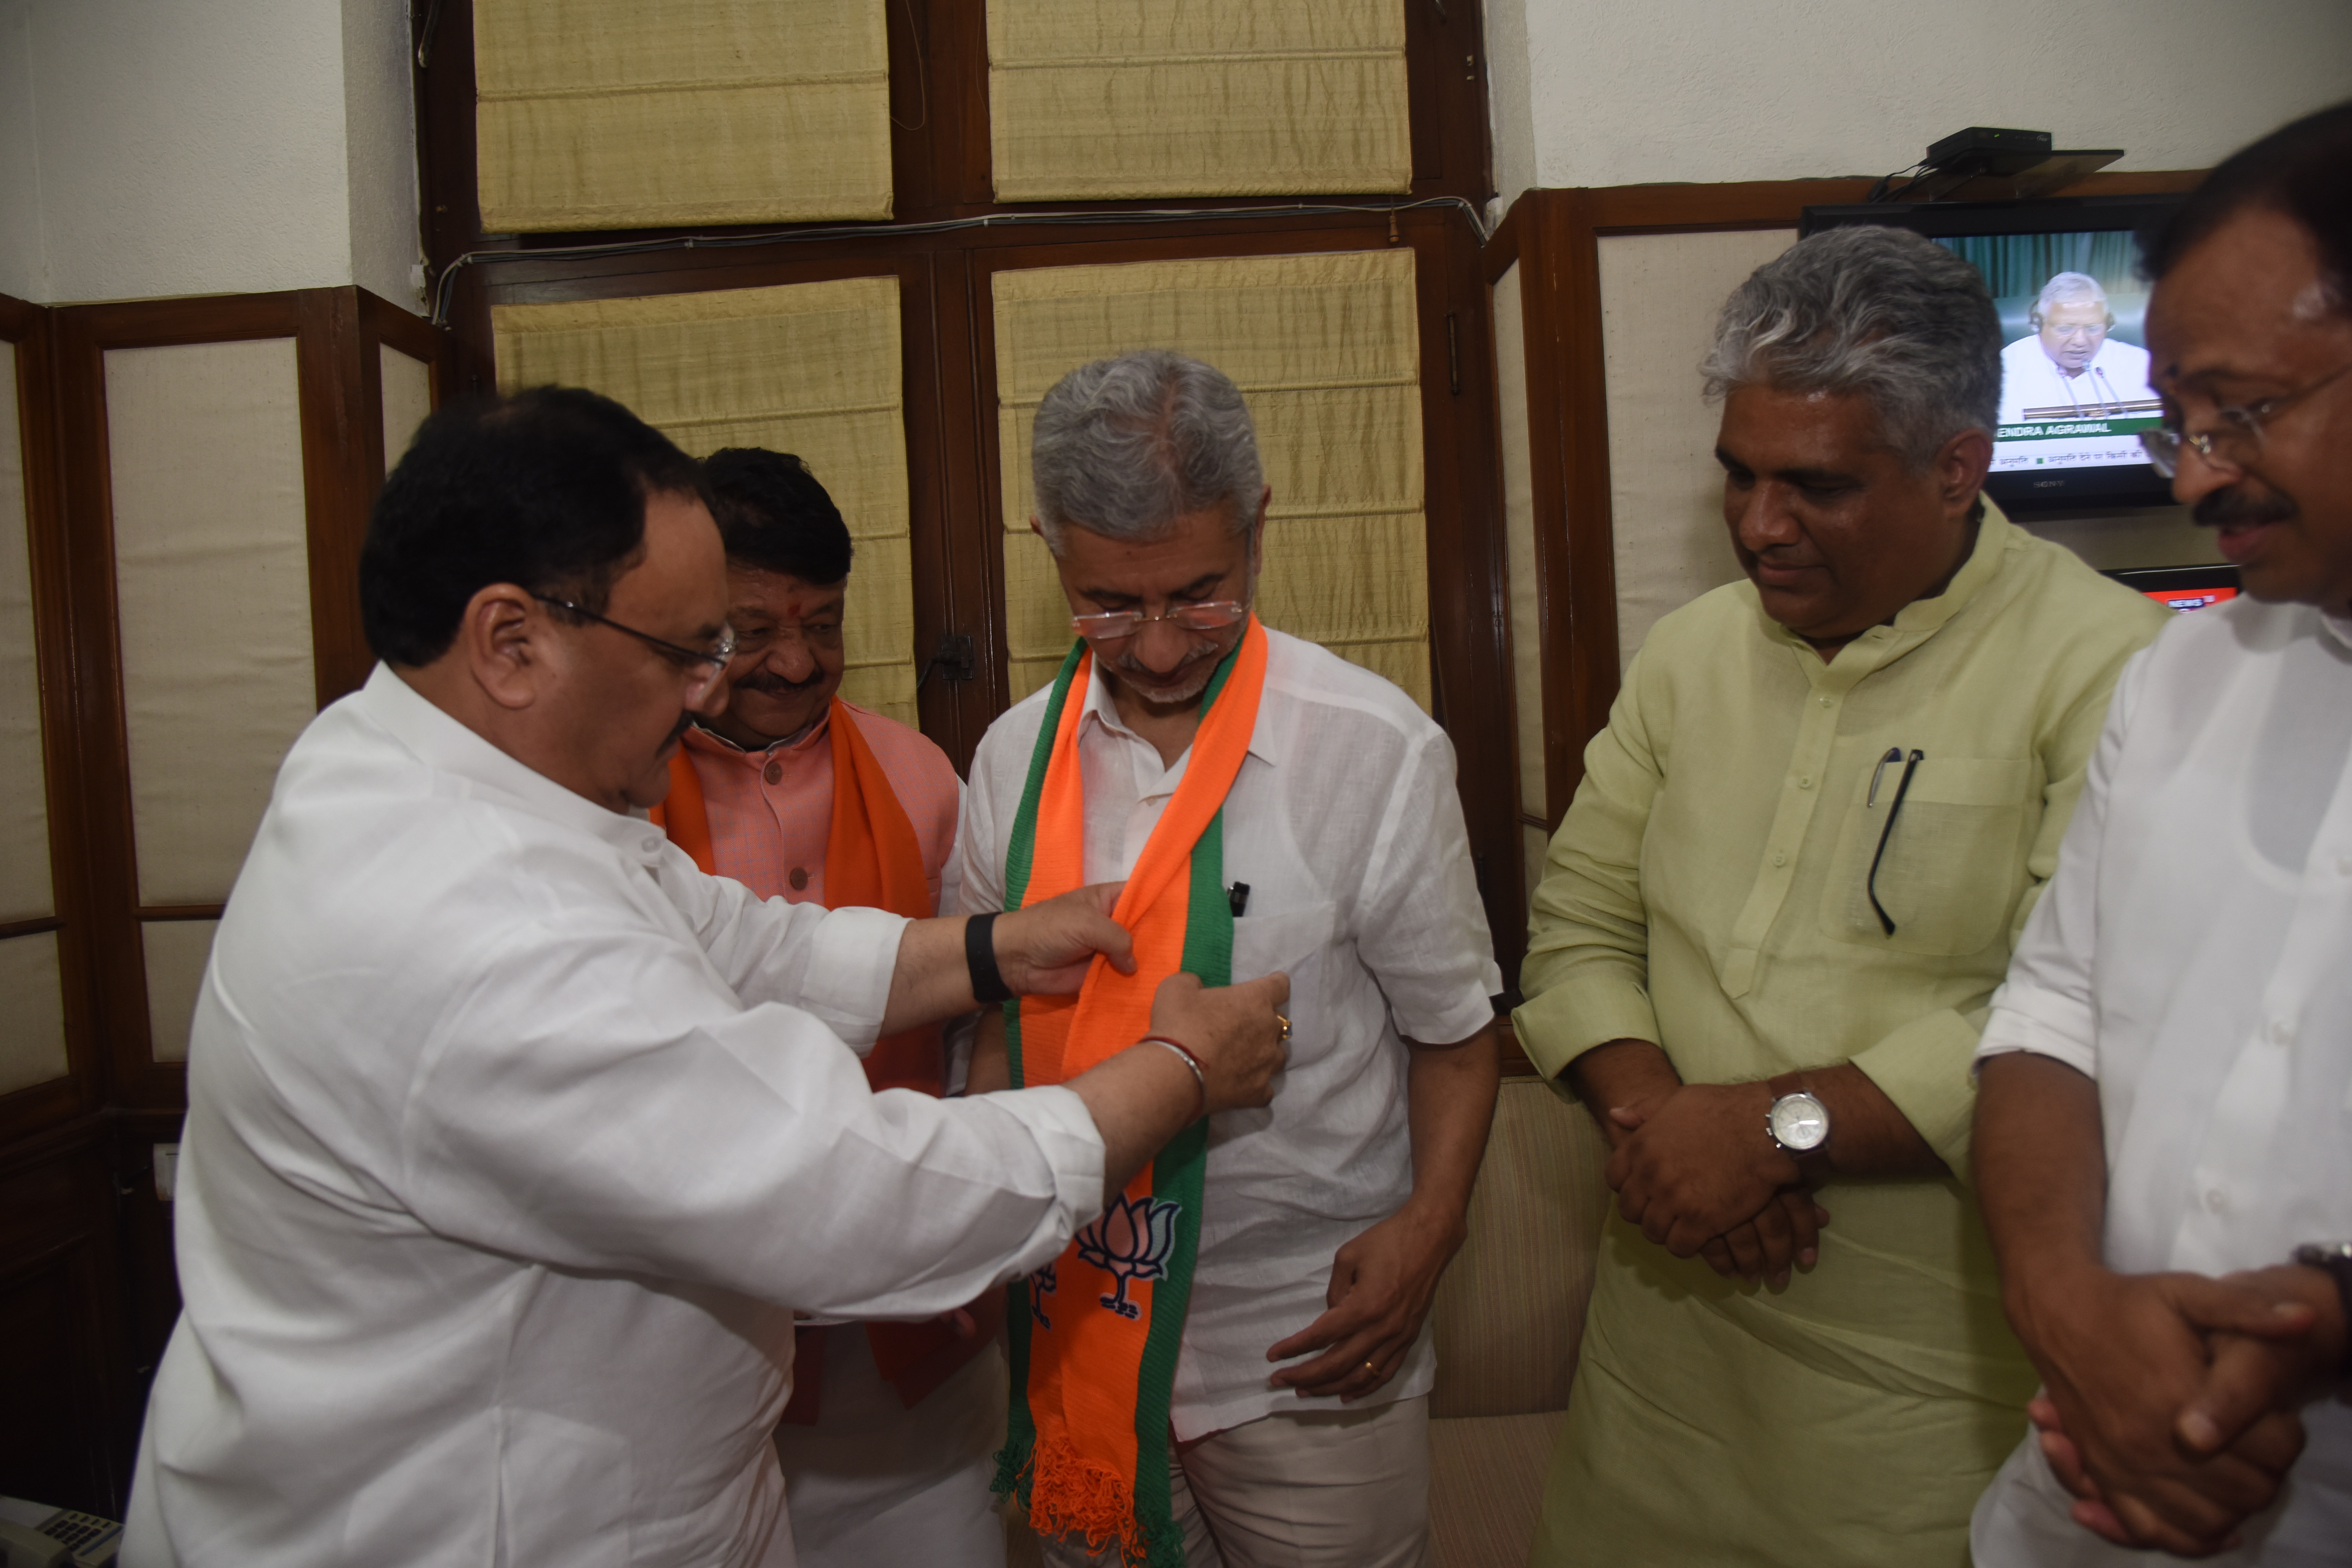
[{"xmin": 1516, "ymin": 227, "xmax": 2170, "ymax": 1567}]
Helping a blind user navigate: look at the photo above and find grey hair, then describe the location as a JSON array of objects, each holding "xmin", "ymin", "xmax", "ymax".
[
  {"xmin": 2030, "ymin": 271, "xmax": 2115, "ymax": 328},
  {"xmin": 1030, "ymin": 350, "xmax": 1263, "ymax": 551},
  {"xmin": 1700, "ymin": 225, "xmax": 2003, "ymax": 467}
]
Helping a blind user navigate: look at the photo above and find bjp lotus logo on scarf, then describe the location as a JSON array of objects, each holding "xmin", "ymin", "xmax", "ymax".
[{"xmin": 1075, "ymin": 1196, "xmax": 1182, "ymax": 1320}]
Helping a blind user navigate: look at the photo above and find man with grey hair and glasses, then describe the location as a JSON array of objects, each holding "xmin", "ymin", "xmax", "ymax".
[
  {"xmin": 960, "ymin": 349, "xmax": 1503, "ymax": 1567},
  {"xmin": 1515, "ymin": 226, "xmax": 2167, "ymax": 1565},
  {"xmin": 1998, "ymin": 271, "xmax": 2158, "ymax": 423}
]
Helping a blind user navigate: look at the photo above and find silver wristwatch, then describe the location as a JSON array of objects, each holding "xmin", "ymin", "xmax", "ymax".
[{"xmin": 1765, "ymin": 1070, "xmax": 1831, "ymax": 1163}]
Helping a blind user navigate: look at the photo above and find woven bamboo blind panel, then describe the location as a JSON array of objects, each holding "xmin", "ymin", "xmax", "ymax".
[
  {"xmin": 1596, "ymin": 229, "xmax": 1795, "ymax": 670},
  {"xmin": 144, "ymin": 918, "xmax": 216, "ymax": 1065},
  {"xmin": 108, "ymin": 339, "xmax": 318, "ymax": 912},
  {"xmin": 381, "ymin": 345, "xmax": 435, "ymax": 469},
  {"xmin": 474, "ymin": 0, "xmax": 892, "ymax": 233},
  {"xmin": 0, "ymin": 932, "xmax": 68, "ymax": 1094},
  {"xmin": 993, "ymin": 249, "xmax": 1429, "ymax": 708},
  {"xmin": 0, "ymin": 339, "xmax": 66, "ymax": 1098},
  {"xmin": 0, "ymin": 340, "xmax": 51, "ymax": 925},
  {"xmin": 987, "ymin": 0, "xmax": 1411, "ymax": 201},
  {"xmin": 493, "ymin": 278, "xmax": 919, "ymax": 727}
]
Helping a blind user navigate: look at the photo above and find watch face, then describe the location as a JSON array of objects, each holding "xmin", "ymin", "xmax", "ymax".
[{"xmin": 1769, "ymin": 1092, "xmax": 1829, "ymax": 1153}]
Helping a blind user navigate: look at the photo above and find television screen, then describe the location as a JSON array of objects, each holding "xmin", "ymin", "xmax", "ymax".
[
  {"xmin": 2106, "ymin": 565, "xmax": 2240, "ymax": 613},
  {"xmin": 1802, "ymin": 196, "xmax": 2186, "ymax": 511}
]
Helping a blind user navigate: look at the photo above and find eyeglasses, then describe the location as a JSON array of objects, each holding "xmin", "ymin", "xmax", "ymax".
[
  {"xmin": 2139, "ymin": 361, "xmax": 2352, "ymax": 478},
  {"xmin": 532, "ymin": 593, "xmax": 737, "ymax": 698},
  {"xmin": 1866, "ymin": 747, "xmax": 1923, "ymax": 937},
  {"xmin": 2044, "ymin": 322, "xmax": 2107, "ymax": 341},
  {"xmin": 1069, "ymin": 600, "xmax": 1249, "ymax": 641}
]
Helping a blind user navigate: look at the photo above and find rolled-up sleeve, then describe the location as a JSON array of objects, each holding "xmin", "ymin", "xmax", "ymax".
[{"xmin": 1514, "ymin": 657, "xmax": 1666, "ymax": 1087}]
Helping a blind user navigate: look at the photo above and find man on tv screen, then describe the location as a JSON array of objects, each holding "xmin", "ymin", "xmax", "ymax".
[{"xmin": 1998, "ymin": 272, "xmax": 2157, "ymax": 423}]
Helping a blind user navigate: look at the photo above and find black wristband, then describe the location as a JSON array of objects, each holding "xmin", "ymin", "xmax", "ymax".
[{"xmin": 966, "ymin": 911, "xmax": 1013, "ymax": 1005}]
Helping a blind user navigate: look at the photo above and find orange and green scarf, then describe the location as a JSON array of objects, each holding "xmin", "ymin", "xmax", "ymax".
[{"xmin": 992, "ymin": 619, "xmax": 1267, "ymax": 1568}]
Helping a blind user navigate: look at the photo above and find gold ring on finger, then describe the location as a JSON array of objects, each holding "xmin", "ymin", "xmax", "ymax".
[
  {"xmin": 1275, "ymin": 1013, "xmax": 1292, "ymax": 1043},
  {"xmin": 1362, "ymin": 1359, "xmax": 1379, "ymax": 1376}
]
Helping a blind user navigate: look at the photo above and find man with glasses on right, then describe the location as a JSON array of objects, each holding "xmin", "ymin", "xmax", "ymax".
[{"xmin": 1972, "ymin": 101, "xmax": 2352, "ymax": 1564}]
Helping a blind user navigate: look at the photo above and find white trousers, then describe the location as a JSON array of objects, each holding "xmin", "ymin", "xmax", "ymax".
[
  {"xmin": 1037, "ymin": 1396, "xmax": 1431, "ymax": 1568},
  {"xmin": 774, "ymin": 1326, "xmax": 1008, "ymax": 1568}
]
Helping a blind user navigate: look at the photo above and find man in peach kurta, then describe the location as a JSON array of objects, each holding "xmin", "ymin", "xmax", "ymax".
[{"xmin": 654, "ymin": 447, "xmax": 1000, "ymax": 1568}]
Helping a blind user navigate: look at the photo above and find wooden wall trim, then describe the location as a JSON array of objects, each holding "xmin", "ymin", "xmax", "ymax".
[
  {"xmin": 1501, "ymin": 169, "xmax": 2208, "ymax": 823},
  {"xmin": 0, "ymin": 293, "xmax": 104, "ymax": 1144}
]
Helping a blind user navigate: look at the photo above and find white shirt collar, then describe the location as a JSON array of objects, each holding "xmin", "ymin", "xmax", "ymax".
[
  {"xmin": 1074, "ymin": 648, "xmax": 1280, "ymax": 770},
  {"xmin": 357, "ymin": 663, "xmax": 667, "ymax": 864}
]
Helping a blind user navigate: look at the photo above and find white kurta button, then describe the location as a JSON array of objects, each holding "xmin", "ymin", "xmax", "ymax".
[
  {"xmin": 1798, "ymin": 775, "xmax": 1815, "ymax": 790},
  {"xmin": 2270, "ymin": 1019, "xmax": 2294, "ymax": 1044},
  {"xmin": 1818, "ymin": 696, "xmax": 1833, "ymax": 708},
  {"xmin": 1771, "ymin": 851, "xmax": 1788, "ymax": 868},
  {"xmin": 2205, "ymin": 1188, "xmax": 2228, "ymax": 1213}
]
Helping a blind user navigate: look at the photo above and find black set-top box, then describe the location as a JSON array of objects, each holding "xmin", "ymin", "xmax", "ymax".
[{"xmin": 1925, "ymin": 127, "xmax": 2054, "ymax": 166}]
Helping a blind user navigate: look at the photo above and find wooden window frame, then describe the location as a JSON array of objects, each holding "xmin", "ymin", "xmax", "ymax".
[{"xmin": 0, "ymin": 295, "xmax": 100, "ymax": 1146}]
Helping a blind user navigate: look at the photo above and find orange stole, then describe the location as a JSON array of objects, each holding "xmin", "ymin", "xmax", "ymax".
[
  {"xmin": 653, "ymin": 700, "xmax": 972, "ymax": 1409},
  {"xmin": 1000, "ymin": 620, "xmax": 1268, "ymax": 1562}
]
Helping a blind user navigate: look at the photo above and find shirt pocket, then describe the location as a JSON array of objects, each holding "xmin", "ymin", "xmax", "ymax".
[
  {"xmin": 1232, "ymin": 902, "xmax": 1337, "ymax": 1063},
  {"xmin": 1817, "ymin": 755, "xmax": 2032, "ymax": 958}
]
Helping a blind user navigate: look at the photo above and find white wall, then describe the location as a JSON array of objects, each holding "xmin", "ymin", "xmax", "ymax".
[
  {"xmin": 0, "ymin": 0, "xmax": 421, "ymax": 307},
  {"xmin": 1489, "ymin": 0, "xmax": 2352, "ymax": 207}
]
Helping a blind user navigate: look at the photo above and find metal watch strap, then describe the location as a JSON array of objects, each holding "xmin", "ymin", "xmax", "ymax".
[
  {"xmin": 965, "ymin": 911, "xmax": 1013, "ymax": 1006},
  {"xmin": 2292, "ymin": 1242, "xmax": 2352, "ymax": 1379}
]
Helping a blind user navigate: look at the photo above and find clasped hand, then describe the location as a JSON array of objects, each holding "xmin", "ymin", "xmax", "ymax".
[
  {"xmin": 2017, "ymin": 1263, "xmax": 2341, "ymax": 1557},
  {"xmin": 1606, "ymin": 1083, "xmax": 1827, "ymax": 1289}
]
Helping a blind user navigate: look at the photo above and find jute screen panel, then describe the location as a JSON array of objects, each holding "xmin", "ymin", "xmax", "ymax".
[
  {"xmin": 144, "ymin": 917, "xmax": 216, "ymax": 1065},
  {"xmin": 493, "ymin": 278, "xmax": 919, "ymax": 727},
  {"xmin": 0, "ymin": 933, "xmax": 68, "ymax": 1095},
  {"xmin": 381, "ymin": 345, "xmax": 434, "ymax": 469},
  {"xmin": 0, "ymin": 337, "xmax": 67, "ymax": 1097},
  {"xmin": 1596, "ymin": 229, "xmax": 1796, "ymax": 670},
  {"xmin": 987, "ymin": 0, "xmax": 1410, "ymax": 201},
  {"xmin": 0, "ymin": 340, "xmax": 50, "ymax": 925},
  {"xmin": 474, "ymin": 0, "xmax": 892, "ymax": 233},
  {"xmin": 108, "ymin": 338, "xmax": 318, "ymax": 911},
  {"xmin": 993, "ymin": 249, "xmax": 1429, "ymax": 707},
  {"xmin": 1490, "ymin": 261, "xmax": 1550, "ymax": 909}
]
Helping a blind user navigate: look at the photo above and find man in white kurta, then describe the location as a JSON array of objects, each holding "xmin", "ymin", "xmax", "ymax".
[
  {"xmin": 129, "ymin": 666, "xmax": 1100, "ymax": 1566},
  {"xmin": 1969, "ymin": 104, "xmax": 2352, "ymax": 1564}
]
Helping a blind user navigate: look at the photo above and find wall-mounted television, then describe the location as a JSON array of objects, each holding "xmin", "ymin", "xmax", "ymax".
[{"xmin": 1801, "ymin": 194, "xmax": 2186, "ymax": 513}]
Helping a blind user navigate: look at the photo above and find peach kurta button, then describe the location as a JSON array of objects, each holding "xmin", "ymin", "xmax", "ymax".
[
  {"xmin": 763, "ymin": 759, "xmax": 784, "ymax": 785},
  {"xmin": 789, "ymin": 867, "xmax": 809, "ymax": 891}
]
